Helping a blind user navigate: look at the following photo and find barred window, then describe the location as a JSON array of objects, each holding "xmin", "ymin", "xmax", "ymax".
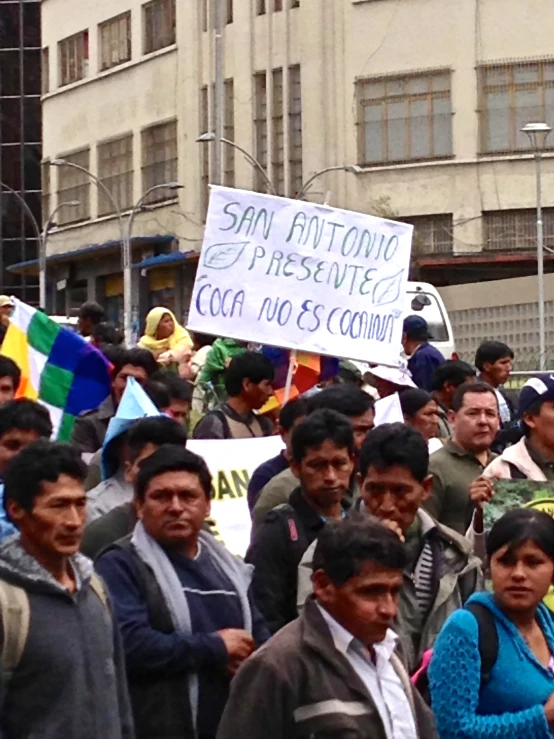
[
  {"xmin": 58, "ymin": 31, "xmax": 89, "ymax": 87},
  {"xmin": 357, "ymin": 71, "xmax": 452, "ymax": 165},
  {"xmin": 99, "ymin": 12, "xmax": 131, "ymax": 72},
  {"xmin": 478, "ymin": 60, "xmax": 554, "ymax": 154},
  {"xmin": 288, "ymin": 65, "xmax": 302, "ymax": 197},
  {"xmin": 400, "ymin": 214, "xmax": 453, "ymax": 256},
  {"xmin": 224, "ymin": 79, "xmax": 235, "ymax": 188},
  {"xmin": 272, "ymin": 69, "xmax": 285, "ymax": 195},
  {"xmin": 142, "ymin": 120, "xmax": 178, "ymax": 202},
  {"xmin": 254, "ymin": 72, "xmax": 268, "ymax": 192},
  {"xmin": 483, "ymin": 209, "xmax": 554, "ymax": 251},
  {"xmin": 97, "ymin": 134, "xmax": 134, "ymax": 215},
  {"xmin": 143, "ymin": 0, "xmax": 176, "ymax": 54},
  {"xmin": 57, "ymin": 149, "xmax": 91, "ymax": 225}
]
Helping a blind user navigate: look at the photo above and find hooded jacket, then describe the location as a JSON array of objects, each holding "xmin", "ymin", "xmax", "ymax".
[
  {"xmin": 297, "ymin": 508, "xmax": 483, "ymax": 672},
  {"xmin": 483, "ymin": 437, "xmax": 548, "ymax": 481},
  {"xmin": 0, "ymin": 536, "xmax": 133, "ymax": 739}
]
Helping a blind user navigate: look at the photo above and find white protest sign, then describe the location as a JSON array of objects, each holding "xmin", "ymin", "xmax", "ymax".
[
  {"xmin": 188, "ymin": 435, "xmax": 284, "ymax": 557},
  {"xmin": 188, "ymin": 186, "xmax": 413, "ymax": 366},
  {"xmin": 374, "ymin": 392, "xmax": 404, "ymax": 426}
]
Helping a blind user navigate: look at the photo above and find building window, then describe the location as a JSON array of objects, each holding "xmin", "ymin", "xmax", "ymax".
[
  {"xmin": 56, "ymin": 149, "xmax": 91, "ymax": 224},
  {"xmin": 97, "ymin": 134, "xmax": 134, "ymax": 215},
  {"xmin": 272, "ymin": 69, "xmax": 285, "ymax": 195},
  {"xmin": 356, "ymin": 70, "xmax": 452, "ymax": 165},
  {"xmin": 291, "ymin": 0, "xmax": 300, "ymax": 7},
  {"xmin": 257, "ymin": 0, "xmax": 266, "ymax": 14},
  {"xmin": 41, "ymin": 48, "xmax": 49, "ymax": 95},
  {"xmin": 143, "ymin": 0, "xmax": 176, "ymax": 54},
  {"xmin": 254, "ymin": 72, "xmax": 268, "ymax": 192},
  {"xmin": 274, "ymin": 0, "xmax": 283, "ymax": 10},
  {"xmin": 41, "ymin": 161, "xmax": 51, "ymax": 225},
  {"xmin": 483, "ymin": 209, "xmax": 554, "ymax": 251},
  {"xmin": 227, "ymin": 0, "xmax": 233, "ymax": 23},
  {"xmin": 201, "ymin": 0, "xmax": 208, "ymax": 32},
  {"xmin": 478, "ymin": 60, "xmax": 554, "ymax": 155},
  {"xmin": 200, "ymin": 86, "xmax": 210, "ymax": 218},
  {"xmin": 289, "ymin": 65, "xmax": 302, "ymax": 197},
  {"xmin": 99, "ymin": 12, "xmax": 132, "ymax": 72},
  {"xmin": 142, "ymin": 120, "xmax": 178, "ymax": 202},
  {"xmin": 58, "ymin": 30, "xmax": 89, "ymax": 87},
  {"xmin": 224, "ymin": 79, "xmax": 235, "ymax": 188},
  {"xmin": 400, "ymin": 214, "xmax": 453, "ymax": 256}
]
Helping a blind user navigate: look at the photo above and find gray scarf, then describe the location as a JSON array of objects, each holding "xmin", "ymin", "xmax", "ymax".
[{"xmin": 131, "ymin": 521, "xmax": 254, "ymax": 729}]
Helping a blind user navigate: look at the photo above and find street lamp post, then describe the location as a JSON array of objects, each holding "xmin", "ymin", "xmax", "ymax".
[
  {"xmin": 296, "ymin": 165, "xmax": 362, "ymax": 201},
  {"xmin": 197, "ymin": 132, "xmax": 278, "ymax": 195},
  {"xmin": 40, "ymin": 201, "xmax": 80, "ymax": 310},
  {"xmin": 51, "ymin": 159, "xmax": 182, "ymax": 347},
  {"xmin": 521, "ymin": 122, "xmax": 552, "ymax": 371},
  {"xmin": 0, "ymin": 182, "xmax": 42, "ymax": 299}
]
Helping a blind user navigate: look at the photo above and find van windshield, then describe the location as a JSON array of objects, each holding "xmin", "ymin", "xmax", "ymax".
[{"xmin": 406, "ymin": 291, "xmax": 449, "ymax": 342}]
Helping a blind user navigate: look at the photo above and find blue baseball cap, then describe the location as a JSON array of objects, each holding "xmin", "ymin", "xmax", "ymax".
[
  {"xmin": 403, "ymin": 315, "xmax": 432, "ymax": 340},
  {"xmin": 518, "ymin": 374, "xmax": 554, "ymax": 417}
]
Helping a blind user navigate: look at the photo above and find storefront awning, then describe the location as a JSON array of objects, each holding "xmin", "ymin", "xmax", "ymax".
[
  {"xmin": 8, "ymin": 235, "xmax": 175, "ymax": 275},
  {"xmin": 135, "ymin": 250, "xmax": 199, "ymax": 270}
]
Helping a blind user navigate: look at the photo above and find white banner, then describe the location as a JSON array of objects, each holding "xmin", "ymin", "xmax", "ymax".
[
  {"xmin": 188, "ymin": 436, "xmax": 284, "ymax": 557},
  {"xmin": 188, "ymin": 186, "xmax": 413, "ymax": 366}
]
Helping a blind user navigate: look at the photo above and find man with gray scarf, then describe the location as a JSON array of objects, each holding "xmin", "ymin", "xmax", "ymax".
[{"xmin": 96, "ymin": 445, "xmax": 269, "ymax": 739}]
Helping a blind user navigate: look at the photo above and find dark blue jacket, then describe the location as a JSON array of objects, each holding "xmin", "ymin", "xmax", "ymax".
[
  {"xmin": 96, "ymin": 537, "xmax": 269, "ymax": 739},
  {"xmin": 408, "ymin": 343, "xmax": 445, "ymax": 391}
]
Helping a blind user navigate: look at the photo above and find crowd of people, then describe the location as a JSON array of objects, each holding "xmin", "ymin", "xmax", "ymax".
[{"xmin": 0, "ymin": 298, "xmax": 553, "ymax": 738}]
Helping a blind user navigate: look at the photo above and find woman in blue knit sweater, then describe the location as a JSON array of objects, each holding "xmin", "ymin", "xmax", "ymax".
[{"xmin": 429, "ymin": 508, "xmax": 554, "ymax": 738}]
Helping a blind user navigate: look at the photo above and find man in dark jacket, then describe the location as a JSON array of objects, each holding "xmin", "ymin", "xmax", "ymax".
[
  {"xmin": 71, "ymin": 348, "xmax": 158, "ymax": 454},
  {"xmin": 0, "ymin": 440, "xmax": 133, "ymax": 739},
  {"xmin": 96, "ymin": 445, "xmax": 269, "ymax": 739},
  {"xmin": 402, "ymin": 315, "xmax": 445, "ymax": 391},
  {"xmin": 246, "ymin": 409, "xmax": 355, "ymax": 634},
  {"xmin": 219, "ymin": 517, "xmax": 437, "ymax": 739}
]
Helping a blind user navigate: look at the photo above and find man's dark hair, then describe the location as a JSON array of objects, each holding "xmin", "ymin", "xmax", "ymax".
[
  {"xmin": 431, "ymin": 360, "xmax": 476, "ymax": 392},
  {"xmin": 78, "ymin": 301, "xmax": 105, "ymax": 325},
  {"xmin": 0, "ymin": 357, "xmax": 21, "ymax": 393},
  {"xmin": 144, "ymin": 381, "xmax": 171, "ymax": 411},
  {"xmin": 224, "ymin": 351, "xmax": 275, "ymax": 397},
  {"xmin": 135, "ymin": 444, "xmax": 212, "ymax": 500},
  {"xmin": 0, "ymin": 399, "xmax": 53, "ymax": 440},
  {"xmin": 152, "ymin": 370, "xmax": 193, "ymax": 403},
  {"xmin": 111, "ymin": 348, "xmax": 158, "ymax": 380},
  {"xmin": 451, "ymin": 381, "xmax": 496, "ymax": 413},
  {"xmin": 291, "ymin": 408, "xmax": 354, "ymax": 464},
  {"xmin": 91, "ymin": 322, "xmax": 123, "ymax": 347},
  {"xmin": 475, "ymin": 341, "xmax": 514, "ymax": 372},
  {"xmin": 307, "ymin": 385, "xmax": 374, "ymax": 418},
  {"xmin": 359, "ymin": 423, "xmax": 429, "ymax": 483},
  {"xmin": 192, "ymin": 332, "xmax": 215, "ymax": 349},
  {"xmin": 126, "ymin": 416, "xmax": 187, "ymax": 463},
  {"xmin": 4, "ymin": 440, "xmax": 87, "ymax": 516},
  {"xmin": 279, "ymin": 397, "xmax": 308, "ymax": 432},
  {"xmin": 313, "ymin": 515, "xmax": 407, "ymax": 586}
]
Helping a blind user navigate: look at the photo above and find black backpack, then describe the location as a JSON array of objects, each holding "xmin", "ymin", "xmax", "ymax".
[{"xmin": 414, "ymin": 602, "xmax": 498, "ymax": 702}]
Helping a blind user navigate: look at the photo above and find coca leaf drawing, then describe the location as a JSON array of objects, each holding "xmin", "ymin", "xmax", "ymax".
[
  {"xmin": 372, "ymin": 269, "xmax": 404, "ymax": 307},
  {"xmin": 203, "ymin": 242, "xmax": 249, "ymax": 270}
]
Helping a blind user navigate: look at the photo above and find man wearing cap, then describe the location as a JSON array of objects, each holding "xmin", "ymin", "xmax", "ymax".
[
  {"xmin": 0, "ymin": 296, "xmax": 14, "ymax": 348},
  {"xmin": 481, "ymin": 374, "xmax": 554, "ymax": 483},
  {"xmin": 402, "ymin": 315, "xmax": 445, "ymax": 392}
]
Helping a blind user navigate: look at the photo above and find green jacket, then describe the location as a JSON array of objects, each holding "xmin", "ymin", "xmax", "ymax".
[
  {"xmin": 197, "ymin": 339, "xmax": 246, "ymax": 394},
  {"xmin": 297, "ymin": 508, "xmax": 483, "ymax": 672}
]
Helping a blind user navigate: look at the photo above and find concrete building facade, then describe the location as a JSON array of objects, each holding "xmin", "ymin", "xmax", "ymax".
[{"xmin": 36, "ymin": 0, "xmax": 554, "ymax": 326}]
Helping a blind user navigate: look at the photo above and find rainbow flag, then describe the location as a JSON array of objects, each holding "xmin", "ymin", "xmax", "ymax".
[{"xmin": 1, "ymin": 299, "xmax": 112, "ymax": 440}]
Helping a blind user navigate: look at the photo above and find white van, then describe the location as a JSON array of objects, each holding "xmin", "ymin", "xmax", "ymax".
[{"xmin": 405, "ymin": 281, "xmax": 456, "ymax": 360}]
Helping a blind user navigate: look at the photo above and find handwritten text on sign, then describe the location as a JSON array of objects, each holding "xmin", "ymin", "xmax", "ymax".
[{"xmin": 188, "ymin": 187, "xmax": 413, "ymax": 364}]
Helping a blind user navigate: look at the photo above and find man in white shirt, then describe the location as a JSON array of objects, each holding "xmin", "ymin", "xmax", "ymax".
[{"xmin": 217, "ymin": 517, "xmax": 437, "ymax": 739}]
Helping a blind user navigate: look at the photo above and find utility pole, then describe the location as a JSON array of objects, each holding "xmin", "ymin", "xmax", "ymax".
[{"xmin": 213, "ymin": 0, "xmax": 224, "ymax": 185}]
